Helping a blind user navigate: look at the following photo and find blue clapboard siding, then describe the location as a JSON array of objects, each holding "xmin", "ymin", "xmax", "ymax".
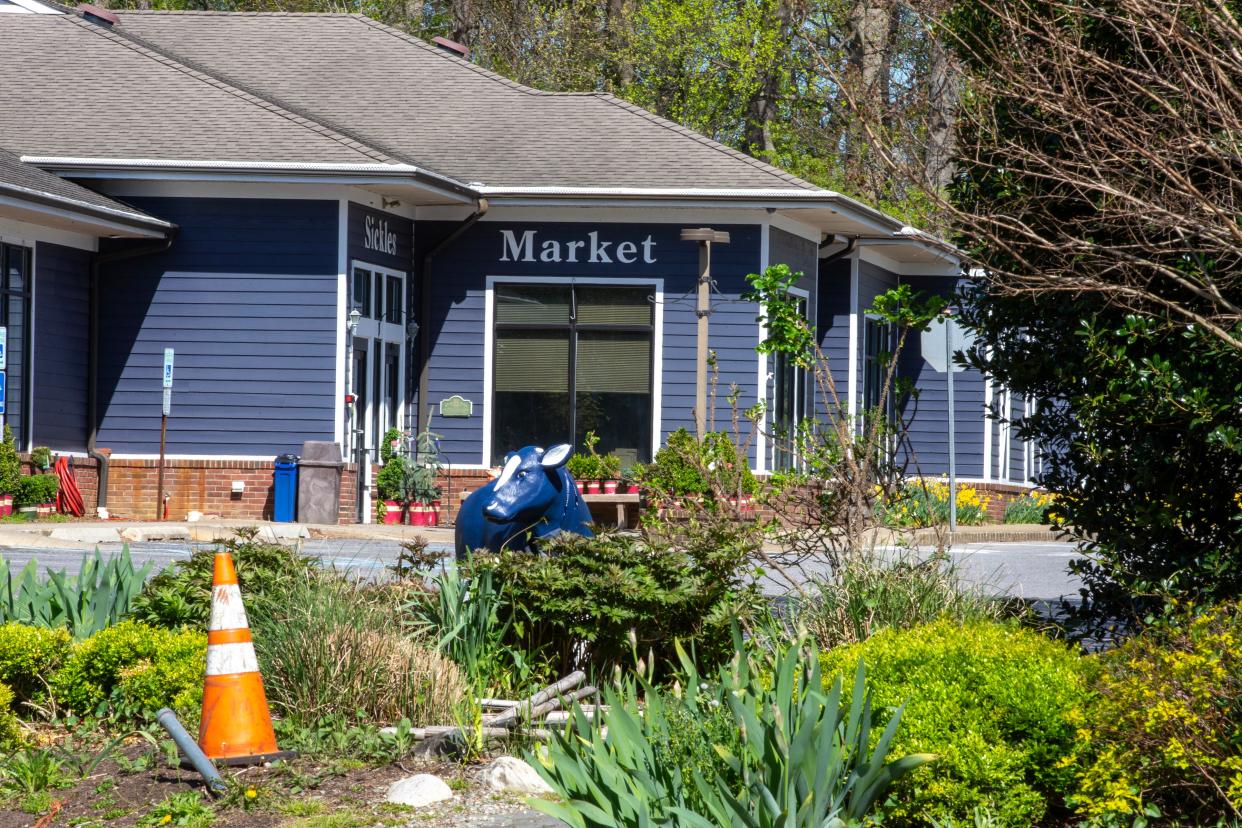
[
  {"xmin": 897, "ymin": 274, "xmax": 985, "ymax": 478},
  {"xmin": 816, "ymin": 257, "xmax": 851, "ymax": 403},
  {"xmin": 34, "ymin": 242, "xmax": 90, "ymax": 450},
  {"xmin": 417, "ymin": 221, "xmax": 762, "ymax": 466},
  {"xmin": 96, "ymin": 198, "xmax": 338, "ymax": 455},
  {"xmin": 857, "ymin": 260, "xmax": 898, "ymax": 400}
]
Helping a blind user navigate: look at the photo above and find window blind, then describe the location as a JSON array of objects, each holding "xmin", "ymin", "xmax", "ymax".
[
  {"xmin": 576, "ymin": 331, "xmax": 650, "ymax": 394},
  {"xmin": 495, "ymin": 331, "xmax": 569, "ymax": 392}
]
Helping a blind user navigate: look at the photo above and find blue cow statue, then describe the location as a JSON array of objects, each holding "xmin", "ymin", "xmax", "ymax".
[{"xmin": 455, "ymin": 443, "xmax": 593, "ymax": 559}]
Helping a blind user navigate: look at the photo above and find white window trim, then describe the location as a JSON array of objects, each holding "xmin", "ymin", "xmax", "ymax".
[
  {"xmin": 482, "ymin": 275, "xmax": 664, "ymax": 468},
  {"xmin": 755, "ymin": 223, "xmax": 769, "ymax": 474}
]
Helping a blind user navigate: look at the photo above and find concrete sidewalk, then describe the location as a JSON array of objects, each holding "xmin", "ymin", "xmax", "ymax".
[{"xmin": 0, "ymin": 518, "xmax": 456, "ymax": 550}]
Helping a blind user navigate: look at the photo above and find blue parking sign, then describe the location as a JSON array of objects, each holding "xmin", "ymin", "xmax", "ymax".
[{"xmin": 0, "ymin": 371, "xmax": 7, "ymax": 416}]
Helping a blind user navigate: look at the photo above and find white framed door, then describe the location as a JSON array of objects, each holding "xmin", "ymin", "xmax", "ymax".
[{"xmin": 348, "ymin": 260, "xmax": 407, "ymax": 521}]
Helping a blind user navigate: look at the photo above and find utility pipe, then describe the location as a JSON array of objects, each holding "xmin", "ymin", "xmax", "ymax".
[
  {"xmin": 415, "ymin": 199, "xmax": 488, "ymax": 437},
  {"xmin": 88, "ymin": 229, "xmax": 178, "ymax": 511},
  {"xmin": 155, "ymin": 708, "xmax": 228, "ymax": 795},
  {"xmin": 819, "ymin": 233, "xmax": 858, "ymax": 264}
]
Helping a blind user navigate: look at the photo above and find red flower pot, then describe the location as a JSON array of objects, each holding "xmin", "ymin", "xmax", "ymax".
[
  {"xmin": 603, "ymin": 480, "xmax": 619, "ymax": 494},
  {"xmin": 575, "ymin": 480, "xmax": 585, "ymax": 494},
  {"xmin": 626, "ymin": 483, "xmax": 640, "ymax": 494},
  {"xmin": 587, "ymin": 481, "xmax": 602, "ymax": 495},
  {"xmin": 381, "ymin": 500, "xmax": 403, "ymax": 525}
]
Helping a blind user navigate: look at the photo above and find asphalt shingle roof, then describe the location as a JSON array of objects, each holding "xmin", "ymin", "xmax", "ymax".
[
  {"xmin": 0, "ymin": 146, "xmax": 155, "ymax": 217},
  {"xmin": 0, "ymin": 14, "xmax": 391, "ymax": 165},
  {"xmin": 115, "ymin": 12, "xmax": 820, "ymax": 191}
]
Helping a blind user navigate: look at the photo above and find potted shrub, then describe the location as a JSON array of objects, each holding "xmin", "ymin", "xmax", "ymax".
[
  {"xmin": 31, "ymin": 446, "xmax": 51, "ymax": 472},
  {"xmin": 0, "ymin": 426, "xmax": 19, "ymax": 517},
  {"xmin": 16, "ymin": 474, "xmax": 59, "ymax": 517},
  {"xmin": 375, "ymin": 427, "xmax": 406, "ymax": 525},
  {"xmin": 406, "ymin": 430, "xmax": 443, "ymax": 526},
  {"xmin": 600, "ymin": 452, "xmax": 622, "ymax": 494},
  {"xmin": 565, "ymin": 452, "xmax": 596, "ymax": 494}
]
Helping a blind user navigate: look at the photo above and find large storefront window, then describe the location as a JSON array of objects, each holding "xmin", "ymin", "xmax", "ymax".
[
  {"xmin": 492, "ymin": 283, "xmax": 653, "ymax": 467},
  {"xmin": 0, "ymin": 244, "xmax": 30, "ymax": 448}
]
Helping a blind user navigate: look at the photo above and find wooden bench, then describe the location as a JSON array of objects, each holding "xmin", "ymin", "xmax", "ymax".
[
  {"xmin": 581, "ymin": 493, "xmax": 640, "ymax": 529},
  {"xmin": 453, "ymin": 490, "xmax": 641, "ymax": 529}
]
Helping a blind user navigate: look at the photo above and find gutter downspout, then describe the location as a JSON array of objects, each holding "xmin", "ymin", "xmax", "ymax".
[
  {"xmin": 88, "ymin": 230, "xmax": 178, "ymax": 511},
  {"xmin": 819, "ymin": 233, "xmax": 857, "ymax": 265},
  {"xmin": 415, "ymin": 199, "xmax": 488, "ymax": 436}
]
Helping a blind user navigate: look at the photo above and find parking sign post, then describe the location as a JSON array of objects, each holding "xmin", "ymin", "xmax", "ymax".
[{"xmin": 157, "ymin": 348, "xmax": 173, "ymax": 520}]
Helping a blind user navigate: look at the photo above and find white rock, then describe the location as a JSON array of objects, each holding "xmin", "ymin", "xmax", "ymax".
[
  {"xmin": 480, "ymin": 755, "xmax": 553, "ymax": 795},
  {"xmin": 385, "ymin": 774, "xmax": 453, "ymax": 808}
]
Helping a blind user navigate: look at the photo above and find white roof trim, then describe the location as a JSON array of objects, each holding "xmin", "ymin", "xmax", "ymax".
[
  {"xmin": 0, "ymin": 182, "xmax": 172, "ymax": 228},
  {"xmin": 0, "ymin": 0, "xmax": 61, "ymax": 13},
  {"xmin": 20, "ymin": 156, "xmax": 476, "ymax": 198},
  {"xmin": 0, "ymin": 193, "xmax": 167, "ymax": 238}
]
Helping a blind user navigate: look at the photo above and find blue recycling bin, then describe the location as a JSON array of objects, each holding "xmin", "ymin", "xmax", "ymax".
[{"xmin": 273, "ymin": 454, "xmax": 299, "ymax": 522}]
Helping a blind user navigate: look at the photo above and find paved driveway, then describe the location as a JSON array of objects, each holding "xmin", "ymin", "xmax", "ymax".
[{"xmin": 1, "ymin": 537, "xmax": 1085, "ymax": 603}]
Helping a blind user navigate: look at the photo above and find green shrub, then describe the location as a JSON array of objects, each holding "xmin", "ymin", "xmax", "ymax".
[
  {"xmin": 0, "ymin": 425, "xmax": 20, "ymax": 497},
  {"xmin": 130, "ymin": 533, "xmax": 316, "ymax": 629},
  {"xmin": 819, "ymin": 619, "xmax": 1088, "ymax": 827},
  {"xmin": 0, "ymin": 623, "xmax": 70, "ymax": 705},
  {"xmin": 799, "ymin": 552, "xmax": 1005, "ymax": 649},
  {"xmin": 0, "ymin": 682, "xmax": 22, "ymax": 749},
  {"xmin": 1068, "ymin": 601, "xmax": 1242, "ymax": 822},
  {"xmin": 14, "ymin": 474, "xmax": 59, "ymax": 508},
  {"xmin": 50, "ymin": 620, "xmax": 205, "ymax": 718},
  {"xmin": 485, "ymin": 520, "xmax": 764, "ymax": 677},
  {"xmin": 636, "ymin": 428, "xmax": 758, "ymax": 499},
  {"xmin": 375, "ymin": 455, "xmax": 406, "ymax": 502},
  {"xmin": 530, "ymin": 633, "xmax": 932, "ymax": 827}
]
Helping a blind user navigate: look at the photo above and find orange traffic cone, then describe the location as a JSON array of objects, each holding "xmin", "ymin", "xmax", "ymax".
[{"xmin": 197, "ymin": 550, "xmax": 292, "ymax": 765}]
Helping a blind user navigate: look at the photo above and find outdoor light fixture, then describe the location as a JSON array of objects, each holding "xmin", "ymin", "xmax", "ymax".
[
  {"xmin": 680, "ymin": 227, "xmax": 730, "ymax": 440},
  {"xmin": 347, "ymin": 308, "xmax": 361, "ymax": 335}
]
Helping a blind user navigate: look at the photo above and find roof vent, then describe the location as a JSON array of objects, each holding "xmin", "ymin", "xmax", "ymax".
[
  {"xmin": 77, "ymin": 3, "xmax": 119, "ymax": 26},
  {"xmin": 432, "ymin": 36, "xmax": 470, "ymax": 60}
]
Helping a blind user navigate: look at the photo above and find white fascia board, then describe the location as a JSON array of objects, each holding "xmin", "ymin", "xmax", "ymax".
[
  {"xmin": 3, "ymin": 0, "xmax": 61, "ymax": 13},
  {"xmin": 21, "ymin": 156, "xmax": 477, "ymax": 202},
  {"xmin": 860, "ymin": 244, "xmax": 961, "ymax": 277},
  {"xmin": 0, "ymin": 192, "xmax": 168, "ymax": 238}
]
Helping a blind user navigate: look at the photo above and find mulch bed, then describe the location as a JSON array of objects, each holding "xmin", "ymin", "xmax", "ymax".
[{"xmin": 0, "ymin": 742, "xmax": 547, "ymax": 828}]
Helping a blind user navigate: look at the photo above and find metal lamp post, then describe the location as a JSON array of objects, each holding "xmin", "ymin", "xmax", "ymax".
[
  {"xmin": 346, "ymin": 308, "xmax": 362, "ymax": 521},
  {"xmin": 679, "ymin": 228, "xmax": 730, "ymax": 439}
]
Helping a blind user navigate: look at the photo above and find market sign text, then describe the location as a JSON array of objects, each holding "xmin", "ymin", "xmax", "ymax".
[{"xmin": 500, "ymin": 229, "xmax": 657, "ymax": 265}]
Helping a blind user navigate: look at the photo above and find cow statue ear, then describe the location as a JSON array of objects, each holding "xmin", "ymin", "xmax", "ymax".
[{"xmin": 541, "ymin": 444, "xmax": 572, "ymax": 469}]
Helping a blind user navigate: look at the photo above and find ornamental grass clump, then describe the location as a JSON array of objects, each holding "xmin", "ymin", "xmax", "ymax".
[
  {"xmin": 251, "ymin": 571, "xmax": 464, "ymax": 727},
  {"xmin": 799, "ymin": 550, "xmax": 1005, "ymax": 649},
  {"xmin": 1068, "ymin": 600, "xmax": 1242, "ymax": 823},
  {"xmin": 820, "ymin": 619, "xmax": 1088, "ymax": 827}
]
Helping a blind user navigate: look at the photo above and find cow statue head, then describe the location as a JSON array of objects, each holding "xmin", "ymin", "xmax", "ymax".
[
  {"xmin": 485, "ymin": 444, "xmax": 573, "ymax": 522},
  {"xmin": 455, "ymin": 443, "xmax": 594, "ymax": 559}
]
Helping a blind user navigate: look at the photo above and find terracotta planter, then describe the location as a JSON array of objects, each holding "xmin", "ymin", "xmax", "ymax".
[
  {"xmin": 381, "ymin": 500, "xmax": 403, "ymax": 525},
  {"xmin": 587, "ymin": 480, "xmax": 602, "ymax": 495},
  {"xmin": 603, "ymin": 480, "xmax": 619, "ymax": 495}
]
